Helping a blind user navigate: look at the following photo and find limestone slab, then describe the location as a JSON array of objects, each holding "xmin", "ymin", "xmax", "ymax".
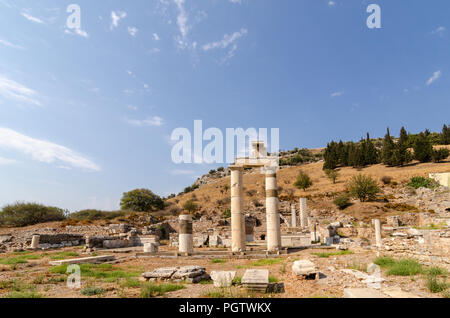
[
  {"xmin": 210, "ymin": 271, "xmax": 236, "ymax": 288},
  {"xmin": 49, "ymin": 255, "xmax": 115, "ymax": 266},
  {"xmin": 343, "ymin": 288, "xmax": 384, "ymax": 298}
]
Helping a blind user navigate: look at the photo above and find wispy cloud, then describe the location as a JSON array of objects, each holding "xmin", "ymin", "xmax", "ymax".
[
  {"xmin": 202, "ymin": 28, "xmax": 248, "ymax": 51},
  {"xmin": 0, "ymin": 156, "xmax": 17, "ymax": 165},
  {"xmin": 328, "ymin": 1, "xmax": 336, "ymax": 7},
  {"xmin": 229, "ymin": 0, "xmax": 242, "ymax": 4},
  {"xmin": 21, "ymin": 11, "xmax": 44, "ymax": 24},
  {"xmin": 426, "ymin": 70, "xmax": 441, "ymax": 86},
  {"xmin": 153, "ymin": 33, "xmax": 160, "ymax": 41},
  {"xmin": 0, "ymin": 75, "xmax": 42, "ymax": 106},
  {"xmin": 128, "ymin": 26, "xmax": 138, "ymax": 37},
  {"xmin": 330, "ymin": 91, "xmax": 344, "ymax": 98},
  {"xmin": 125, "ymin": 116, "xmax": 164, "ymax": 127},
  {"xmin": 432, "ymin": 26, "xmax": 445, "ymax": 37},
  {"xmin": 110, "ymin": 11, "xmax": 127, "ymax": 30},
  {"xmin": 0, "ymin": 39, "xmax": 25, "ymax": 50},
  {"xmin": 65, "ymin": 28, "xmax": 89, "ymax": 38},
  {"xmin": 0, "ymin": 127, "xmax": 100, "ymax": 171},
  {"xmin": 174, "ymin": 0, "xmax": 191, "ymax": 49}
]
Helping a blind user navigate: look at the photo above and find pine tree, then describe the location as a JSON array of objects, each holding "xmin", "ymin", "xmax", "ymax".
[
  {"xmin": 323, "ymin": 141, "xmax": 339, "ymax": 170},
  {"xmin": 364, "ymin": 133, "xmax": 379, "ymax": 165},
  {"xmin": 392, "ymin": 127, "xmax": 413, "ymax": 166},
  {"xmin": 381, "ymin": 128, "xmax": 395, "ymax": 166},
  {"xmin": 413, "ymin": 132, "xmax": 433, "ymax": 163}
]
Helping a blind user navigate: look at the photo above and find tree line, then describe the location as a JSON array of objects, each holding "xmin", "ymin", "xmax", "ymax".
[{"xmin": 323, "ymin": 124, "xmax": 450, "ymax": 170}]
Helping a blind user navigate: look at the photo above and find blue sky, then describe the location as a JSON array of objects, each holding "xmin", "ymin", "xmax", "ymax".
[{"xmin": 0, "ymin": 0, "xmax": 449, "ymax": 211}]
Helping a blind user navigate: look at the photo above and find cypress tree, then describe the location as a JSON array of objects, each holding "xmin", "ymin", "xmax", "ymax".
[
  {"xmin": 381, "ymin": 128, "xmax": 395, "ymax": 166},
  {"xmin": 323, "ymin": 141, "xmax": 339, "ymax": 170},
  {"xmin": 392, "ymin": 127, "xmax": 413, "ymax": 166},
  {"xmin": 364, "ymin": 133, "xmax": 379, "ymax": 165},
  {"xmin": 441, "ymin": 124, "xmax": 450, "ymax": 145}
]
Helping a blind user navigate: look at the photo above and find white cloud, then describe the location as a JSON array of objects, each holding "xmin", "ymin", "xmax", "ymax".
[
  {"xmin": 0, "ymin": 156, "xmax": 17, "ymax": 165},
  {"xmin": 432, "ymin": 26, "xmax": 445, "ymax": 37},
  {"xmin": 21, "ymin": 11, "xmax": 44, "ymax": 24},
  {"xmin": 331, "ymin": 91, "xmax": 344, "ymax": 98},
  {"xmin": 0, "ymin": 127, "xmax": 100, "ymax": 171},
  {"xmin": 127, "ymin": 105, "xmax": 138, "ymax": 111},
  {"xmin": 153, "ymin": 33, "xmax": 160, "ymax": 41},
  {"xmin": 65, "ymin": 28, "xmax": 89, "ymax": 38},
  {"xmin": 110, "ymin": 11, "xmax": 127, "ymax": 30},
  {"xmin": 426, "ymin": 70, "xmax": 441, "ymax": 86},
  {"xmin": 125, "ymin": 116, "xmax": 164, "ymax": 127},
  {"xmin": 328, "ymin": 1, "xmax": 336, "ymax": 7},
  {"xmin": 128, "ymin": 26, "xmax": 138, "ymax": 37},
  {"xmin": 174, "ymin": 0, "xmax": 190, "ymax": 49},
  {"xmin": 202, "ymin": 28, "xmax": 248, "ymax": 51},
  {"xmin": 0, "ymin": 75, "xmax": 42, "ymax": 106},
  {"xmin": 0, "ymin": 39, "xmax": 25, "ymax": 50}
]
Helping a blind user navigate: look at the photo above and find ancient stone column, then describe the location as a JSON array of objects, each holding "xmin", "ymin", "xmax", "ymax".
[
  {"xmin": 230, "ymin": 166, "xmax": 245, "ymax": 252},
  {"xmin": 299, "ymin": 198, "xmax": 308, "ymax": 229},
  {"xmin": 374, "ymin": 219, "xmax": 382, "ymax": 248},
  {"xmin": 31, "ymin": 235, "xmax": 40, "ymax": 249},
  {"xmin": 291, "ymin": 204, "xmax": 297, "ymax": 228},
  {"xmin": 179, "ymin": 213, "xmax": 194, "ymax": 254},
  {"xmin": 265, "ymin": 168, "xmax": 281, "ymax": 251}
]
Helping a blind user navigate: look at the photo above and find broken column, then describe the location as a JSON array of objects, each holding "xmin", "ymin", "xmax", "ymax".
[
  {"xmin": 245, "ymin": 216, "xmax": 255, "ymax": 242},
  {"xmin": 299, "ymin": 198, "xmax": 308, "ymax": 229},
  {"xmin": 179, "ymin": 213, "xmax": 193, "ymax": 254},
  {"xmin": 374, "ymin": 219, "xmax": 382, "ymax": 248},
  {"xmin": 291, "ymin": 204, "xmax": 297, "ymax": 228},
  {"xmin": 31, "ymin": 235, "xmax": 40, "ymax": 249},
  {"xmin": 265, "ymin": 168, "xmax": 281, "ymax": 252},
  {"xmin": 230, "ymin": 166, "xmax": 245, "ymax": 252}
]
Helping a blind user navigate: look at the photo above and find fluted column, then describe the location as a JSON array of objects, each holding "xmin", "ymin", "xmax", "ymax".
[{"xmin": 230, "ymin": 166, "xmax": 245, "ymax": 252}]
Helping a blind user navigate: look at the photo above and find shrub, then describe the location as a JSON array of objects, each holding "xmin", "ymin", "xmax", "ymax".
[
  {"xmin": 333, "ymin": 193, "xmax": 351, "ymax": 210},
  {"xmin": 182, "ymin": 200, "xmax": 198, "ymax": 213},
  {"xmin": 386, "ymin": 259, "xmax": 423, "ymax": 276},
  {"xmin": 81, "ymin": 287, "xmax": 105, "ymax": 296},
  {"xmin": 432, "ymin": 148, "xmax": 450, "ymax": 163},
  {"xmin": 140, "ymin": 282, "xmax": 184, "ymax": 298},
  {"xmin": 348, "ymin": 174, "xmax": 381, "ymax": 202},
  {"xmin": 381, "ymin": 176, "xmax": 393, "ymax": 185},
  {"xmin": 222, "ymin": 209, "xmax": 231, "ymax": 218},
  {"xmin": 68, "ymin": 210, "xmax": 127, "ymax": 221},
  {"xmin": 293, "ymin": 171, "xmax": 313, "ymax": 191},
  {"xmin": 426, "ymin": 275, "xmax": 448, "ymax": 293},
  {"xmin": 374, "ymin": 256, "xmax": 396, "ymax": 268},
  {"xmin": 324, "ymin": 169, "xmax": 339, "ymax": 184},
  {"xmin": 0, "ymin": 202, "xmax": 66, "ymax": 227},
  {"xmin": 120, "ymin": 189, "xmax": 164, "ymax": 212},
  {"xmin": 407, "ymin": 176, "xmax": 438, "ymax": 189}
]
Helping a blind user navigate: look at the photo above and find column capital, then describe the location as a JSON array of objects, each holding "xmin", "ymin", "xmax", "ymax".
[{"xmin": 229, "ymin": 165, "xmax": 244, "ymax": 171}]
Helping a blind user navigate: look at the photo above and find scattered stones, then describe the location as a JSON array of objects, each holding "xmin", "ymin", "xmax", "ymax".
[
  {"xmin": 210, "ymin": 271, "xmax": 236, "ymax": 287},
  {"xmin": 343, "ymin": 288, "xmax": 384, "ymax": 298},
  {"xmin": 142, "ymin": 266, "xmax": 209, "ymax": 284}
]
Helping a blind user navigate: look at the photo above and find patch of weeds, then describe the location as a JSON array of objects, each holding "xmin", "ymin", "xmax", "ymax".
[
  {"xmin": 211, "ymin": 259, "xmax": 227, "ymax": 264},
  {"xmin": 50, "ymin": 252, "xmax": 79, "ymax": 260},
  {"xmin": 426, "ymin": 267, "xmax": 448, "ymax": 277},
  {"xmin": 426, "ymin": 275, "xmax": 448, "ymax": 293},
  {"xmin": 269, "ymin": 276, "xmax": 278, "ymax": 283},
  {"xmin": 81, "ymin": 286, "xmax": 105, "ymax": 296},
  {"xmin": 49, "ymin": 263, "xmax": 139, "ymax": 281},
  {"xmin": 32, "ymin": 275, "xmax": 45, "ymax": 284},
  {"xmin": 236, "ymin": 265, "xmax": 250, "ymax": 270},
  {"xmin": 311, "ymin": 250, "xmax": 353, "ymax": 258},
  {"xmin": 347, "ymin": 262, "xmax": 367, "ymax": 272},
  {"xmin": 232, "ymin": 276, "xmax": 242, "ymax": 285},
  {"xmin": 383, "ymin": 259, "xmax": 423, "ymax": 276},
  {"xmin": 373, "ymin": 256, "xmax": 396, "ymax": 268},
  {"xmin": 198, "ymin": 279, "xmax": 213, "ymax": 285},
  {"xmin": 140, "ymin": 282, "xmax": 185, "ymax": 298},
  {"xmin": 120, "ymin": 278, "xmax": 142, "ymax": 288},
  {"xmin": 4, "ymin": 291, "xmax": 43, "ymax": 298},
  {"xmin": 46, "ymin": 276, "xmax": 66, "ymax": 284},
  {"xmin": 251, "ymin": 258, "xmax": 284, "ymax": 266}
]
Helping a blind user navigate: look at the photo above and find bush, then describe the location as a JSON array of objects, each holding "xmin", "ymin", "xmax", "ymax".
[
  {"xmin": 120, "ymin": 189, "xmax": 164, "ymax": 212},
  {"xmin": 407, "ymin": 176, "xmax": 438, "ymax": 189},
  {"xmin": 426, "ymin": 275, "xmax": 448, "ymax": 293},
  {"xmin": 182, "ymin": 200, "xmax": 198, "ymax": 213},
  {"xmin": 381, "ymin": 176, "xmax": 393, "ymax": 185},
  {"xmin": 140, "ymin": 282, "xmax": 184, "ymax": 298},
  {"xmin": 81, "ymin": 287, "xmax": 105, "ymax": 296},
  {"xmin": 222, "ymin": 209, "xmax": 231, "ymax": 218},
  {"xmin": 293, "ymin": 171, "xmax": 313, "ymax": 191},
  {"xmin": 68, "ymin": 210, "xmax": 127, "ymax": 221},
  {"xmin": 333, "ymin": 193, "xmax": 351, "ymax": 210},
  {"xmin": 324, "ymin": 169, "xmax": 339, "ymax": 184},
  {"xmin": 348, "ymin": 174, "xmax": 381, "ymax": 202},
  {"xmin": 0, "ymin": 202, "xmax": 66, "ymax": 227},
  {"xmin": 432, "ymin": 148, "xmax": 450, "ymax": 163}
]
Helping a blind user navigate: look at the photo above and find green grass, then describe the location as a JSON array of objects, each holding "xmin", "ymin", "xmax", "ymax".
[
  {"xmin": 81, "ymin": 286, "xmax": 105, "ymax": 296},
  {"xmin": 386, "ymin": 259, "xmax": 423, "ymax": 276},
  {"xmin": 251, "ymin": 258, "xmax": 284, "ymax": 266},
  {"xmin": 4, "ymin": 291, "xmax": 43, "ymax": 298},
  {"xmin": 0, "ymin": 252, "xmax": 43, "ymax": 265},
  {"xmin": 198, "ymin": 279, "xmax": 213, "ymax": 285},
  {"xmin": 426, "ymin": 275, "xmax": 448, "ymax": 293},
  {"xmin": 232, "ymin": 276, "xmax": 242, "ymax": 285},
  {"xmin": 49, "ymin": 252, "xmax": 79, "ymax": 260},
  {"xmin": 140, "ymin": 282, "xmax": 185, "ymax": 298},
  {"xmin": 374, "ymin": 256, "xmax": 396, "ymax": 268},
  {"xmin": 211, "ymin": 259, "xmax": 227, "ymax": 264},
  {"xmin": 311, "ymin": 250, "xmax": 353, "ymax": 258},
  {"xmin": 49, "ymin": 263, "xmax": 140, "ymax": 283},
  {"xmin": 120, "ymin": 278, "xmax": 142, "ymax": 288},
  {"xmin": 269, "ymin": 276, "xmax": 278, "ymax": 283},
  {"xmin": 425, "ymin": 267, "xmax": 448, "ymax": 277}
]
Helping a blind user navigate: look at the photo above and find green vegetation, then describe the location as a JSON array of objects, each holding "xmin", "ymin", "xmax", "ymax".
[
  {"xmin": 251, "ymin": 258, "xmax": 284, "ymax": 266},
  {"xmin": 0, "ymin": 202, "xmax": 66, "ymax": 227},
  {"xmin": 374, "ymin": 257, "xmax": 422, "ymax": 276},
  {"xmin": 50, "ymin": 252, "xmax": 79, "ymax": 260},
  {"xmin": 293, "ymin": 170, "xmax": 313, "ymax": 191},
  {"xmin": 182, "ymin": 200, "xmax": 198, "ymax": 213},
  {"xmin": 324, "ymin": 169, "xmax": 339, "ymax": 184},
  {"xmin": 140, "ymin": 282, "xmax": 185, "ymax": 298},
  {"xmin": 4, "ymin": 291, "xmax": 43, "ymax": 298},
  {"xmin": 279, "ymin": 148, "xmax": 318, "ymax": 166},
  {"xmin": 49, "ymin": 263, "xmax": 140, "ymax": 282},
  {"xmin": 311, "ymin": 250, "xmax": 353, "ymax": 258},
  {"xmin": 222, "ymin": 209, "xmax": 231, "ymax": 219},
  {"xmin": 120, "ymin": 188, "xmax": 164, "ymax": 212},
  {"xmin": 333, "ymin": 193, "xmax": 351, "ymax": 210},
  {"xmin": 407, "ymin": 176, "xmax": 439, "ymax": 189},
  {"xmin": 269, "ymin": 276, "xmax": 278, "ymax": 283},
  {"xmin": 348, "ymin": 174, "xmax": 381, "ymax": 202},
  {"xmin": 211, "ymin": 259, "xmax": 227, "ymax": 264},
  {"xmin": 432, "ymin": 148, "xmax": 450, "ymax": 163},
  {"xmin": 81, "ymin": 286, "xmax": 105, "ymax": 296},
  {"xmin": 68, "ymin": 209, "xmax": 127, "ymax": 221},
  {"xmin": 0, "ymin": 252, "xmax": 43, "ymax": 265},
  {"xmin": 232, "ymin": 276, "xmax": 242, "ymax": 285}
]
